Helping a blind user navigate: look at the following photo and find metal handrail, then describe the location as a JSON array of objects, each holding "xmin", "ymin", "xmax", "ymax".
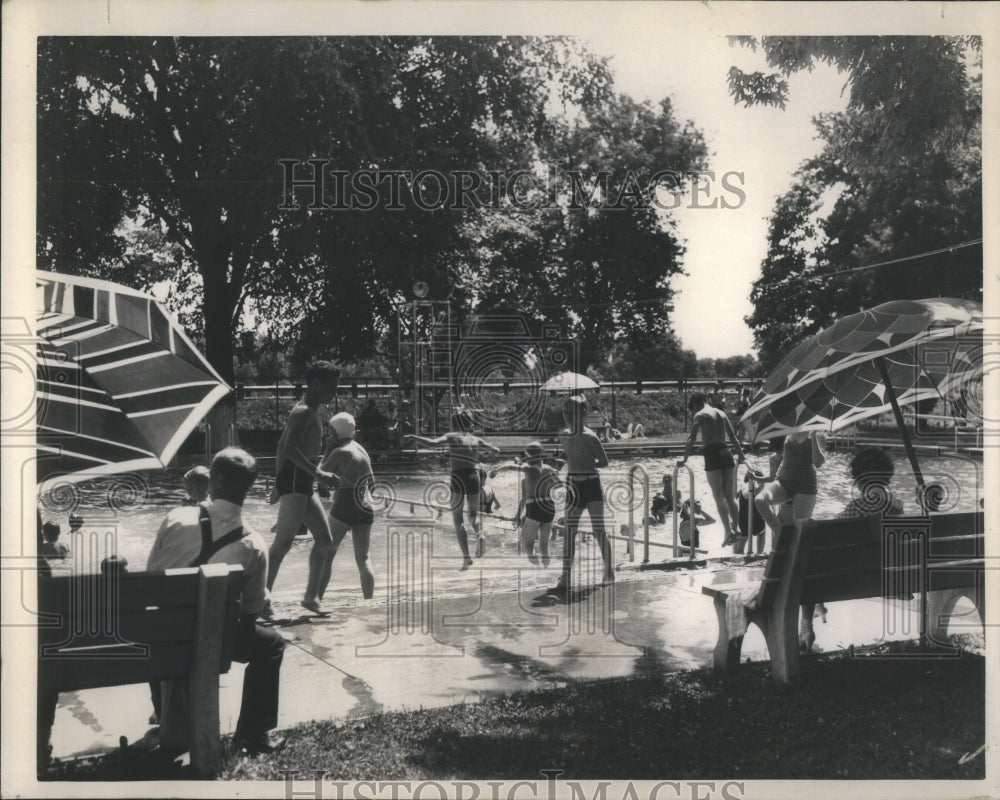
[
  {"xmin": 672, "ymin": 461, "xmax": 697, "ymax": 560},
  {"xmin": 734, "ymin": 461, "xmax": 762, "ymax": 555},
  {"xmin": 626, "ymin": 464, "xmax": 651, "ymax": 564}
]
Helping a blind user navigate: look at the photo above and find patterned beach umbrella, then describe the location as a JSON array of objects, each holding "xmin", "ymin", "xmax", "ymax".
[
  {"xmin": 36, "ymin": 271, "xmax": 231, "ymax": 492},
  {"xmin": 740, "ymin": 298, "xmax": 983, "ymax": 485}
]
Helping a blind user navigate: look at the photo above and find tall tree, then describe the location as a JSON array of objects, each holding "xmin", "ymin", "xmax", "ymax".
[
  {"xmin": 731, "ymin": 36, "xmax": 982, "ymax": 368},
  {"xmin": 37, "ymin": 36, "xmax": 611, "ymax": 442},
  {"xmin": 466, "ymin": 93, "xmax": 709, "ymax": 370},
  {"xmin": 728, "ymin": 35, "xmax": 981, "ymax": 172}
]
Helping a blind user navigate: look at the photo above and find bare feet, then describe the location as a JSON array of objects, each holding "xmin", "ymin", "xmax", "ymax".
[
  {"xmin": 461, "ymin": 557, "xmax": 474, "ymax": 571},
  {"xmin": 301, "ymin": 598, "xmax": 322, "ymax": 614}
]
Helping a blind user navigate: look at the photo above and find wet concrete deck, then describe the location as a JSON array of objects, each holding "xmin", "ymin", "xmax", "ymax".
[{"xmin": 48, "ymin": 551, "xmax": 931, "ymax": 761}]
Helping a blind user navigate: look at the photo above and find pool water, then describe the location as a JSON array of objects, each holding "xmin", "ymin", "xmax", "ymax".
[{"xmin": 40, "ymin": 449, "xmax": 983, "ymax": 607}]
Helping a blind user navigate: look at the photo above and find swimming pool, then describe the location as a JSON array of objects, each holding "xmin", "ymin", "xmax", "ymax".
[{"xmin": 39, "ymin": 448, "xmax": 983, "ymax": 608}]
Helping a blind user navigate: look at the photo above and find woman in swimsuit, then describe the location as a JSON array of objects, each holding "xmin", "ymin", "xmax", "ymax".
[
  {"xmin": 754, "ymin": 431, "xmax": 828, "ymax": 649},
  {"xmin": 754, "ymin": 431, "xmax": 827, "ymax": 536}
]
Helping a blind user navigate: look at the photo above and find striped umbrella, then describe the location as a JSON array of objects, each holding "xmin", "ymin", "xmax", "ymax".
[
  {"xmin": 740, "ymin": 298, "xmax": 983, "ymax": 487},
  {"xmin": 36, "ymin": 271, "xmax": 231, "ymax": 492}
]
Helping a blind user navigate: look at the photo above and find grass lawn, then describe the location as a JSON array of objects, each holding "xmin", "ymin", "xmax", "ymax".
[{"xmin": 41, "ymin": 636, "xmax": 985, "ymax": 783}]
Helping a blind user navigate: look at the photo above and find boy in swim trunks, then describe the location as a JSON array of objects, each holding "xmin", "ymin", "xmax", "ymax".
[
  {"xmin": 553, "ymin": 395, "xmax": 615, "ymax": 592},
  {"xmin": 267, "ymin": 361, "xmax": 340, "ymax": 615},
  {"xmin": 316, "ymin": 412, "xmax": 376, "ymax": 601},
  {"xmin": 492, "ymin": 442, "xmax": 561, "ymax": 567},
  {"xmin": 679, "ymin": 393, "xmax": 745, "ymax": 548},
  {"xmin": 404, "ymin": 408, "xmax": 501, "ymax": 569}
]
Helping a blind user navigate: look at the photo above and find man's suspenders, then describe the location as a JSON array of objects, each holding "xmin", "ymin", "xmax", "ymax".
[{"xmin": 189, "ymin": 505, "xmax": 245, "ymax": 568}]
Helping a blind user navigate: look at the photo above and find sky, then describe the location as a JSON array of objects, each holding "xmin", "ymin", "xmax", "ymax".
[{"xmin": 579, "ymin": 27, "xmax": 849, "ymax": 359}]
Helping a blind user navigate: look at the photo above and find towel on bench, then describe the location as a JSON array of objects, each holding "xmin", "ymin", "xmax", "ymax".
[{"xmin": 725, "ymin": 585, "xmax": 761, "ymax": 640}]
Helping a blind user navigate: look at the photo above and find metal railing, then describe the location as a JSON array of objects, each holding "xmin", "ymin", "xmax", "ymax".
[
  {"xmin": 626, "ymin": 464, "xmax": 651, "ymax": 564},
  {"xmin": 671, "ymin": 461, "xmax": 698, "ymax": 560}
]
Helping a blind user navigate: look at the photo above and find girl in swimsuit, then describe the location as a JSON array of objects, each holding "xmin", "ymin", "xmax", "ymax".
[
  {"xmin": 492, "ymin": 442, "xmax": 562, "ymax": 567},
  {"xmin": 318, "ymin": 412, "xmax": 377, "ymax": 602}
]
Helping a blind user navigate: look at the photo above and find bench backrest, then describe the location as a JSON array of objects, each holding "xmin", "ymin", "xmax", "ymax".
[
  {"xmin": 760, "ymin": 512, "xmax": 984, "ymax": 608},
  {"xmin": 38, "ymin": 565, "xmax": 244, "ymax": 692},
  {"xmin": 801, "ymin": 511, "xmax": 984, "ymax": 604}
]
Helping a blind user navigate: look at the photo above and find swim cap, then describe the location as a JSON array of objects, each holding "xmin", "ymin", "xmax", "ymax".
[{"xmin": 329, "ymin": 412, "xmax": 356, "ymax": 439}]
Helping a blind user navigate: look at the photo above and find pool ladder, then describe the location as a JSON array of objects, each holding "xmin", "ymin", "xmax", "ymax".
[{"xmin": 671, "ymin": 461, "xmax": 699, "ymax": 560}]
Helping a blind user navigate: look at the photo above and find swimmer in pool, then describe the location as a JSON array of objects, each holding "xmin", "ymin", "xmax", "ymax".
[
  {"xmin": 678, "ymin": 393, "xmax": 745, "ymax": 548},
  {"xmin": 405, "ymin": 408, "xmax": 501, "ymax": 569},
  {"xmin": 266, "ymin": 361, "xmax": 340, "ymax": 616},
  {"xmin": 316, "ymin": 412, "xmax": 376, "ymax": 602}
]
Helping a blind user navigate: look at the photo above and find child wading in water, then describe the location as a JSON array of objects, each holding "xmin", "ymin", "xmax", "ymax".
[
  {"xmin": 317, "ymin": 412, "xmax": 376, "ymax": 602},
  {"xmin": 404, "ymin": 408, "xmax": 501, "ymax": 569},
  {"xmin": 678, "ymin": 499, "xmax": 715, "ymax": 550},
  {"xmin": 492, "ymin": 442, "xmax": 562, "ymax": 567}
]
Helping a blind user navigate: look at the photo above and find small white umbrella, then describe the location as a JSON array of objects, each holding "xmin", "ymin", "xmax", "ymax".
[{"xmin": 542, "ymin": 372, "xmax": 599, "ymax": 393}]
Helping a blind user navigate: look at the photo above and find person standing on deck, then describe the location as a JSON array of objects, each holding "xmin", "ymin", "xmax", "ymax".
[
  {"xmin": 678, "ymin": 393, "xmax": 746, "ymax": 548},
  {"xmin": 553, "ymin": 395, "xmax": 615, "ymax": 593},
  {"xmin": 267, "ymin": 361, "xmax": 340, "ymax": 615},
  {"xmin": 404, "ymin": 408, "xmax": 501, "ymax": 569}
]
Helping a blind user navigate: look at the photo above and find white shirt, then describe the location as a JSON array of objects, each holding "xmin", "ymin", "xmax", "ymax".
[{"xmin": 146, "ymin": 499, "xmax": 269, "ymax": 616}]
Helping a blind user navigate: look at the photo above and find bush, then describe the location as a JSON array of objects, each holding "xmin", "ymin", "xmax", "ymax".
[{"xmin": 232, "ymin": 389, "xmax": 692, "ymax": 436}]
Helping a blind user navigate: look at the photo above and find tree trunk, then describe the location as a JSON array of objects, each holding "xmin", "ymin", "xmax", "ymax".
[{"xmin": 202, "ymin": 269, "xmax": 239, "ymax": 451}]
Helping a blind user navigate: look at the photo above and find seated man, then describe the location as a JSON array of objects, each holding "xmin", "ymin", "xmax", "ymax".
[{"xmin": 146, "ymin": 447, "xmax": 286, "ymax": 756}]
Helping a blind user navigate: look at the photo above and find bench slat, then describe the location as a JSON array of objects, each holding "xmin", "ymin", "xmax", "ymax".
[
  {"xmin": 39, "ymin": 600, "xmax": 242, "ymax": 648},
  {"xmin": 40, "ymin": 642, "xmax": 195, "ymax": 690},
  {"xmin": 808, "ymin": 512, "xmax": 982, "ymax": 549},
  {"xmin": 37, "ymin": 569, "xmax": 244, "ymax": 611},
  {"xmin": 805, "ymin": 544, "xmax": 982, "ymax": 578},
  {"xmin": 38, "ymin": 572, "xmax": 203, "ymax": 614}
]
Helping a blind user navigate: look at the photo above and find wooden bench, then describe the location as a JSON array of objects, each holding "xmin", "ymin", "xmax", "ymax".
[
  {"xmin": 702, "ymin": 512, "xmax": 985, "ymax": 686},
  {"xmin": 38, "ymin": 563, "xmax": 245, "ymax": 777}
]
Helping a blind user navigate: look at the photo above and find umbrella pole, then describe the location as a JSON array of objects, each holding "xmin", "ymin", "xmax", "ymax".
[{"xmin": 875, "ymin": 358, "xmax": 926, "ymax": 490}]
